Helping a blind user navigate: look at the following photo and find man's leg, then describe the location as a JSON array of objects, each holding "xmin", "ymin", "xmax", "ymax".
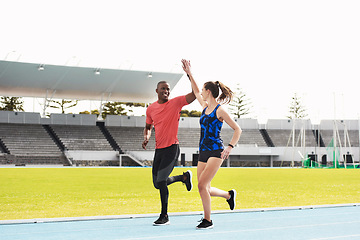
[
  {"xmin": 152, "ymin": 149, "xmax": 170, "ymax": 225},
  {"xmin": 155, "ymin": 145, "xmax": 179, "ymax": 214},
  {"xmin": 167, "ymin": 170, "xmax": 193, "ymax": 191},
  {"xmin": 152, "ymin": 145, "xmax": 179, "ymax": 225},
  {"xmin": 152, "ymin": 145, "xmax": 192, "ymax": 225},
  {"xmin": 164, "ymin": 145, "xmax": 192, "ymax": 191}
]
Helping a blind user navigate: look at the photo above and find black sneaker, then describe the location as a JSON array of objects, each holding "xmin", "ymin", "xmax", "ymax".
[
  {"xmin": 153, "ymin": 214, "xmax": 170, "ymax": 226},
  {"xmin": 183, "ymin": 170, "xmax": 193, "ymax": 191},
  {"xmin": 227, "ymin": 189, "xmax": 236, "ymax": 210},
  {"xmin": 196, "ymin": 218, "xmax": 213, "ymax": 229}
]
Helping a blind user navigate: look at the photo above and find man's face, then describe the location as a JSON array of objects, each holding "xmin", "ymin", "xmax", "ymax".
[{"xmin": 156, "ymin": 82, "xmax": 170, "ymax": 102}]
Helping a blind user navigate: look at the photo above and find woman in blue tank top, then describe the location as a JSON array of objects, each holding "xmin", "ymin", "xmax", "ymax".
[
  {"xmin": 199, "ymin": 104, "xmax": 223, "ymax": 152},
  {"xmin": 182, "ymin": 59, "xmax": 242, "ymax": 230}
]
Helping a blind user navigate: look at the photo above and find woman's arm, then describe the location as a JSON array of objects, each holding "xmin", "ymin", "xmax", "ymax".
[
  {"xmin": 217, "ymin": 106, "xmax": 242, "ymax": 159},
  {"xmin": 182, "ymin": 59, "xmax": 207, "ymax": 109}
]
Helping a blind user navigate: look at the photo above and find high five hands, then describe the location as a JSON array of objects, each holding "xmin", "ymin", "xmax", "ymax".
[{"xmin": 181, "ymin": 59, "xmax": 191, "ymax": 76}]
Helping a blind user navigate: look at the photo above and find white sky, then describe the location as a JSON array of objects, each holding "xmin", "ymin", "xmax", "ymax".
[{"xmin": 1, "ymin": 0, "xmax": 360, "ymax": 123}]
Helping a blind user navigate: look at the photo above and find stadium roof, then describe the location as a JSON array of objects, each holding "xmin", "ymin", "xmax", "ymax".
[{"xmin": 0, "ymin": 60, "xmax": 183, "ymax": 103}]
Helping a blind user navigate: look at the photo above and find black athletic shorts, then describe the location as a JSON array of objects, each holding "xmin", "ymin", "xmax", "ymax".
[{"xmin": 198, "ymin": 149, "xmax": 223, "ymax": 163}]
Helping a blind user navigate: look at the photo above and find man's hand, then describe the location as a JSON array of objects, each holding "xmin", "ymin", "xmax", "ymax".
[
  {"xmin": 142, "ymin": 123, "xmax": 152, "ymax": 150},
  {"xmin": 142, "ymin": 139, "xmax": 149, "ymax": 150}
]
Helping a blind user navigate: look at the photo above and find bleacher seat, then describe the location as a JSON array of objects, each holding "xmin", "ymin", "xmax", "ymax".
[
  {"xmin": 319, "ymin": 130, "xmax": 359, "ymax": 147},
  {"xmin": 106, "ymin": 126, "xmax": 156, "ymax": 151},
  {"xmin": 266, "ymin": 129, "xmax": 317, "ymax": 147},
  {"xmin": 0, "ymin": 123, "xmax": 63, "ymax": 164},
  {"xmin": 50, "ymin": 125, "xmax": 113, "ymax": 151}
]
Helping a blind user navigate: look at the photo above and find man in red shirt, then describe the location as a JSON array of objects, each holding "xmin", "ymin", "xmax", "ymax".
[{"xmin": 142, "ymin": 80, "xmax": 195, "ymax": 225}]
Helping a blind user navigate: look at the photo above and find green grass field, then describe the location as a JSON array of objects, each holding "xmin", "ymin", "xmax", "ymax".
[{"xmin": 1, "ymin": 167, "xmax": 360, "ymax": 220}]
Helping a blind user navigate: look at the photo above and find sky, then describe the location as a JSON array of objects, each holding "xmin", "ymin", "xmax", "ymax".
[{"xmin": 1, "ymin": 0, "xmax": 360, "ymax": 124}]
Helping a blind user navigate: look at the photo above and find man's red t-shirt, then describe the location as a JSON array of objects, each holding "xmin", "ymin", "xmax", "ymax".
[{"xmin": 146, "ymin": 95, "xmax": 188, "ymax": 149}]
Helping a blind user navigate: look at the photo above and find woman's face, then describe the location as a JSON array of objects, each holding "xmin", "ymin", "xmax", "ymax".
[{"xmin": 201, "ymin": 87, "xmax": 210, "ymax": 101}]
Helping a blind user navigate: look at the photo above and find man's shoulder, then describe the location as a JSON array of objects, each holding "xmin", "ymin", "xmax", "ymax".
[
  {"xmin": 169, "ymin": 95, "xmax": 186, "ymax": 104},
  {"xmin": 147, "ymin": 101, "xmax": 158, "ymax": 109},
  {"xmin": 146, "ymin": 101, "xmax": 158, "ymax": 116},
  {"xmin": 147, "ymin": 96, "xmax": 186, "ymax": 111}
]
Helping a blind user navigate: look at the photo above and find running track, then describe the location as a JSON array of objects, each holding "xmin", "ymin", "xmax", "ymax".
[{"xmin": 1, "ymin": 204, "xmax": 360, "ymax": 240}]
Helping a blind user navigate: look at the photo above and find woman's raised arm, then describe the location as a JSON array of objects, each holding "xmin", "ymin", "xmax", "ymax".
[{"xmin": 182, "ymin": 59, "xmax": 207, "ymax": 109}]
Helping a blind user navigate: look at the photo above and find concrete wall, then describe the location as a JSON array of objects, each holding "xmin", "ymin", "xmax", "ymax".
[
  {"xmin": 0, "ymin": 111, "xmax": 41, "ymax": 124},
  {"xmin": 320, "ymin": 120, "xmax": 360, "ymax": 130},
  {"xmin": 65, "ymin": 150, "xmax": 119, "ymax": 161},
  {"xmin": 105, "ymin": 115, "xmax": 260, "ymax": 129},
  {"xmin": 0, "ymin": 111, "xmax": 98, "ymax": 125},
  {"xmin": 266, "ymin": 119, "xmax": 313, "ymax": 130},
  {"xmin": 105, "ymin": 115, "xmax": 146, "ymax": 127},
  {"xmin": 48, "ymin": 113, "xmax": 97, "ymax": 125}
]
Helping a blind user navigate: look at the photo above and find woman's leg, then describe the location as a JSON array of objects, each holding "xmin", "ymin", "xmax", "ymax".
[
  {"xmin": 197, "ymin": 157, "xmax": 224, "ymax": 221},
  {"xmin": 209, "ymin": 187, "xmax": 230, "ymax": 199}
]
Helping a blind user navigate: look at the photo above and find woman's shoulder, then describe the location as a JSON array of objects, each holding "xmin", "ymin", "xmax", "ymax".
[
  {"xmin": 215, "ymin": 104, "xmax": 224, "ymax": 112},
  {"xmin": 215, "ymin": 104, "xmax": 228, "ymax": 119}
]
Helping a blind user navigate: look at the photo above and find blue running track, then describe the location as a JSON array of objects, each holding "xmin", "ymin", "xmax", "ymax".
[{"xmin": 1, "ymin": 204, "xmax": 360, "ymax": 240}]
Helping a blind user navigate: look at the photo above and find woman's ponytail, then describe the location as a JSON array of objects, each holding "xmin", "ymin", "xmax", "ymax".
[
  {"xmin": 204, "ymin": 81, "xmax": 233, "ymax": 104},
  {"xmin": 217, "ymin": 81, "xmax": 233, "ymax": 104}
]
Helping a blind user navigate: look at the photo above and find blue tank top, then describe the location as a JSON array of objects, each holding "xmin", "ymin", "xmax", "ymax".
[{"xmin": 199, "ymin": 104, "xmax": 224, "ymax": 151}]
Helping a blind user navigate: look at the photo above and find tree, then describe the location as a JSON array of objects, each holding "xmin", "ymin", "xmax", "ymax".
[
  {"xmin": 180, "ymin": 110, "xmax": 189, "ymax": 117},
  {"xmin": 101, "ymin": 101, "xmax": 146, "ymax": 119},
  {"xmin": 229, "ymin": 84, "xmax": 251, "ymax": 118},
  {"xmin": 287, "ymin": 93, "xmax": 308, "ymax": 119},
  {"xmin": 102, "ymin": 101, "xmax": 126, "ymax": 118},
  {"xmin": 120, "ymin": 102, "xmax": 146, "ymax": 115},
  {"xmin": 180, "ymin": 110, "xmax": 202, "ymax": 117},
  {"xmin": 189, "ymin": 110, "xmax": 201, "ymax": 117},
  {"xmin": 48, "ymin": 99, "xmax": 78, "ymax": 113},
  {"xmin": 0, "ymin": 96, "xmax": 24, "ymax": 111},
  {"xmin": 79, "ymin": 109, "xmax": 100, "ymax": 116}
]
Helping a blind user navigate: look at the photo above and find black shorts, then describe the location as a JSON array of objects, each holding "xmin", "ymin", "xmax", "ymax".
[{"xmin": 198, "ymin": 149, "xmax": 223, "ymax": 163}]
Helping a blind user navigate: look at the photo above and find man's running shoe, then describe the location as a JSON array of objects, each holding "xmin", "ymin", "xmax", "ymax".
[
  {"xmin": 226, "ymin": 189, "xmax": 237, "ymax": 210},
  {"xmin": 196, "ymin": 218, "xmax": 213, "ymax": 230},
  {"xmin": 153, "ymin": 214, "xmax": 170, "ymax": 226},
  {"xmin": 183, "ymin": 170, "xmax": 193, "ymax": 191}
]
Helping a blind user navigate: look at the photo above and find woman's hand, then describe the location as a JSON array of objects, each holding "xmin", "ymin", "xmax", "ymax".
[
  {"xmin": 221, "ymin": 146, "xmax": 232, "ymax": 159},
  {"xmin": 181, "ymin": 59, "xmax": 192, "ymax": 75}
]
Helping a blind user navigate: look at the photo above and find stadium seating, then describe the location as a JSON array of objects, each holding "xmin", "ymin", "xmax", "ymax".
[
  {"xmin": 0, "ymin": 117, "xmax": 359, "ymax": 166},
  {"xmin": 178, "ymin": 128, "xmax": 200, "ymax": 148},
  {"xmin": 319, "ymin": 130, "xmax": 359, "ymax": 147},
  {"xmin": 236, "ymin": 129, "xmax": 268, "ymax": 147},
  {"xmin": 106, "ymin": 127, "xmax": 269, "ymax": 151},
  {"xmin": 0, "ymin": 154, "xmax": 9, "ymax": 164},
  {"xmin": 266, "ymin": 129, "xmax": 317, "ymax": 147},
  {"xmin": 178, "ymin": 128, "xmax": 268, "ymax": 148},
  {"xmin": 106, "ymin": 126, "xmax": 156, "ymax": 151},
  {"xmin": 50, "ymin": 125, "xmax": 113, "ymax": 151},
  {"xmin": 0, "ymin": 123, "xmax": 64, "ymax": 165}
]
